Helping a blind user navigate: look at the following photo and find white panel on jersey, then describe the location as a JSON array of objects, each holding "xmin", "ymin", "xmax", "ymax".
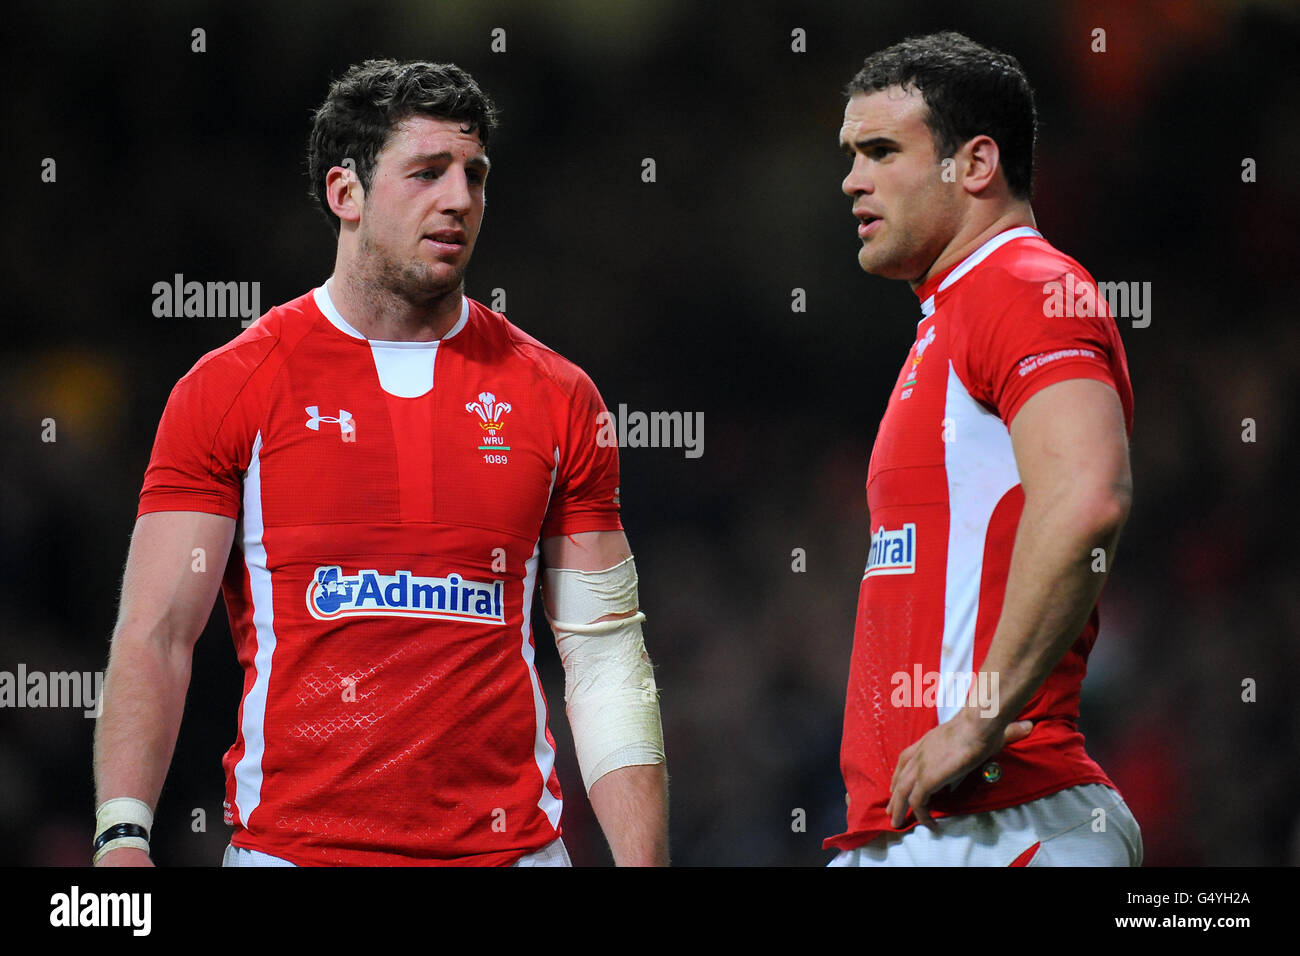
[
  {"xmin": 938, "ymin": 363, "xmax": 1022, "ymax": 724},
  {"xmin": 520, "ymin": 541, "xmax": 563, "ymax": 829},
  {"xmin": 234, "ymin": 432, "xmax": 277, "ymax": 829},
  {"xmin": 919, "ymin": 226, "xmax": 1043, "ymax": 320},
  {"xmin": 936, "ymin": 226, "xmax": 1042, "ymax": 294},
  {"xmin": 313, "ymin": 279, "xmax": 469, "ymax": 399},
  {"xmin": 367, "ymin": 344, "xmax": 439, "ymax": 398}
]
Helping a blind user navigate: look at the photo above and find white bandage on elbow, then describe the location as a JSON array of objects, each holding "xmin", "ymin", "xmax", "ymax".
[{"xmin": 543, "ymin": 555, "xmax": 665, "ymax": 794}]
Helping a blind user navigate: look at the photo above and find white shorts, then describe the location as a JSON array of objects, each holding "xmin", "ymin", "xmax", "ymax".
[
  {"xmin": 828, "ymin": 783, "xmax": 1142, "ymax": 867},
  {"xmin": 222, "ymin": 837, "xmax": 572, "ymax": 867}
]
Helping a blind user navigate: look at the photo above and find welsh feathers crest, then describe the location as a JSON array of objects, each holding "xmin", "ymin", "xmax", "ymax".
[{"xmin": 466, "ymin": 391, "xmax": 512, "ymax": 433}]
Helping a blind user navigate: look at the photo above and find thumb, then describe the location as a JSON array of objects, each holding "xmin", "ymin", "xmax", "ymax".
[{"xmin": 1002, "ymin": 719, "xmax": 1034, "ymax": 745}]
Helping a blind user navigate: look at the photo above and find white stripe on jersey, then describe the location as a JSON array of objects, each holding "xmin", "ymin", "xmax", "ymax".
[
  {"xmin": 938, "ymin": 364, "xmax": 1022, "ymax": 723},
  {"xmin": 919, "ymin": 226, "xmax": 1043, "ymax": 319},
  {"xmin": 936, "ymin": 226, "xmax": 1042, "ymax": 294},
  {"xmin": 520, "ymin": 541, "xmax": 563, "ymax": 829},
  {"xmin": 521, "ymin": 447, "xmax": 564, "ymax": 828},
  {"xmin": 233, "ymin": 431, "xmax": 278, "ymax": 828}
]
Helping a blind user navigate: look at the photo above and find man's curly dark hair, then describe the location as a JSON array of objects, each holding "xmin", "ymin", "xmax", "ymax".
[{"xmin": 307, "ymin": 59, "xmax": 499, "ymax": 234}]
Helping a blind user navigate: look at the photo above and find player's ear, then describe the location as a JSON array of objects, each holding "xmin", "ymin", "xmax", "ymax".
[
  {"xmin": 961, "ymin": 135, "xmax": 1001, "ymax": 196},
  {"xmin": 325, "ymin": 166, "xmax": 364, "ymax": 227}
]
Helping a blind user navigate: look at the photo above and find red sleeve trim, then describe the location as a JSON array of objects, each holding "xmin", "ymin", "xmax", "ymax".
[
  {"xmin": 138, "ymin": 490, "xmax": 240, "ymax": 521},
  {"xmin": 1003, "ymin": 361, "xmax": 1118, "ymax": 426}
]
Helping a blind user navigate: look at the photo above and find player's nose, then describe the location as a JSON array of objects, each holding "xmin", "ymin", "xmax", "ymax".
[
  {"xmin": 842, "ymin": 162, "xmax": 872, "ymax": 197},
  {"xmin": 439, "ymin": 167, "xmax": 474, "ymax": 214}
]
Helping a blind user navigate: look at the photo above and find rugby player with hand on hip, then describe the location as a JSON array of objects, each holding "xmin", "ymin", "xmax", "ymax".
[
  {"xmin": 825, "ymin": 33, "xmax": 1142, "ymax": 867},
  {"xmin": 92, "ymin": 60, "xmax": 667, "ymax": 867}
]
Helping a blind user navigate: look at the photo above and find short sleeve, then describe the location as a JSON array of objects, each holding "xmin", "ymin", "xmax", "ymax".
[
  {"xmin": 965, "ymin": 268, "xmax": 1122, "ymax": 426},
  {"xmin": 540, "ymin": 368, "xmax": 623, "ymax": 539},
  {"xmin": 137, "ymin": 355, "xmax": 258, "ymax": 520}
]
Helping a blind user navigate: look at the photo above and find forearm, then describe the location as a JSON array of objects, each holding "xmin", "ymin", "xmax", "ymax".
[
  {"xmin": 587, "ymin": 762, "xmax": 669, "ymax": 866},
  {"xmin": 93, "ymin": 626, "xmax": 194, "ymax": 811},
  {"xmin": 972, "ymin": 493, "xmax": 1126, "ymax": 731}
]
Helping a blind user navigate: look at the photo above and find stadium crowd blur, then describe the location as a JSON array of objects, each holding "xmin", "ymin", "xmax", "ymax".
[{"xmin": 4, "ymin": 0, "xmax": 1297, "ymax": 865}]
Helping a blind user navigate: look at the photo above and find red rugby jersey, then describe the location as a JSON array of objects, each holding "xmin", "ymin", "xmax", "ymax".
[
  {"xmin": 825, "ymin": 227, "xmax": 1135, "ymax": 852},
  {"xmin": 139, "ymin": 281, "xmax": 622, "ymax": 865}
]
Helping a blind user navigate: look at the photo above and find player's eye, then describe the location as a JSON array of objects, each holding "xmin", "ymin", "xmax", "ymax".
[{"xmin": 416, "ymin": 168, "xmax": 443, "ymax": 180}]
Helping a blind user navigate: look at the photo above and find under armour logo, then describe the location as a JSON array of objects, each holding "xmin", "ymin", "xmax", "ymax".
[{"xmin": 305, "ymin": 406, "xmax": 355, "ymax": 439}]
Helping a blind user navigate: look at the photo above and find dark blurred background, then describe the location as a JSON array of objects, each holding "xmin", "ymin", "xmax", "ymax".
[{"xmin": 3, "ymin": 0, "xmax": 1298, "ymax": 866}]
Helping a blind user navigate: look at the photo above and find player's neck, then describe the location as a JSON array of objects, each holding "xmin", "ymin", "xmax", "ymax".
[
  {"xmin": 911, "ymin": 205, "xmax": 1037, "ymax": 292},
  {"xmin": 328, "ymin": 268, "xmax": 464, "ymax": 342}
]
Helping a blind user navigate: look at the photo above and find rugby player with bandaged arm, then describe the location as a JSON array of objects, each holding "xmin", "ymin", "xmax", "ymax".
[
  {"xmin": 92, "ymin": 59, "xmax": 667, "ymax": 867},
  {"xmin": 541, "ymin": 532, "xmax": 669, "ymax": 867}
]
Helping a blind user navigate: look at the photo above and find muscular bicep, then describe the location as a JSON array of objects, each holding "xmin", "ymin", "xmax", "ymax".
[
  {"xmin": 114, "ymin": 511, "xmax": 236, "ymax": 652},
  {"xmin": 1009, "ymin": 378, "xmax": 1132, "ymax": 522}
]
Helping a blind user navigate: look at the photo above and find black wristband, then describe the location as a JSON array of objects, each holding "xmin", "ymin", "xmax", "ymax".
[{"xmin": 93, "ymin": 822, "xmax": 149, "ymax": 853}]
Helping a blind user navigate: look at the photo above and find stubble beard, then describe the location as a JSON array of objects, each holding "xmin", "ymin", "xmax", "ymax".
[
  {"xmin": 359, "ymin": 225, "xmax": 465, "ymax": 309},
  {"xmin": 858, "ymin": 232, "xmax": 904, "ymax": 279},
  {"xmin": 858, "ymin": 222, "xmax": 926, "ymax": 283}
]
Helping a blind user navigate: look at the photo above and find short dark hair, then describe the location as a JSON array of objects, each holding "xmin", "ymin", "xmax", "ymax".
[
  {"xmin": 307, "ymin": 59, "xmax": 499, "ymax": 234},
  {"xmin": 846, "ymin": 32, "xmax": 1037, "ymax": 200}
]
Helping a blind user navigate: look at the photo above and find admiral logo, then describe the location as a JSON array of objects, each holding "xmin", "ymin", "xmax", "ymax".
[
  {"xmin": 863, "ymin": 523, "xmax": 917, "ymax": 578},
  {"xmin": 308, "ymin": 566, "xmax": 505, "ymax": 624}
]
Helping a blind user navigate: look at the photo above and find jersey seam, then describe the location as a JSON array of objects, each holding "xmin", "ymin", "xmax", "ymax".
[{"xmin": 175, "ymin": 309, "xmax": 320, "ymax": 489}]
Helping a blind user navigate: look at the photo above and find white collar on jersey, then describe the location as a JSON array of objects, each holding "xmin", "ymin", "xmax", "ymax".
[
  {"xmin": 918, "ymin": 225, "xmax": 1042, "ymax": 320},
  {"xmin": 314, "ymin": 277, "xmax": 469, "ymax": 345}
]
